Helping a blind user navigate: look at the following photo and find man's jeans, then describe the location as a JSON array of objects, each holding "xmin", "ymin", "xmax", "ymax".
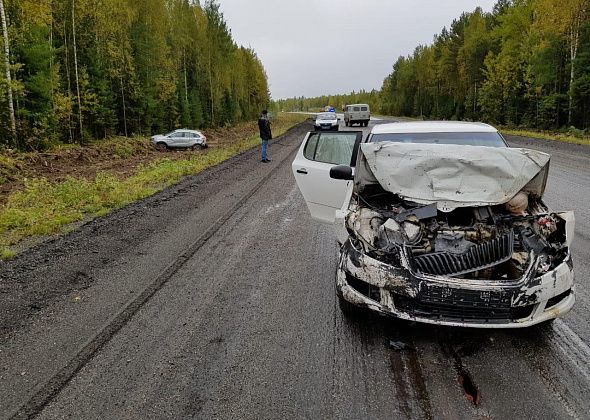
[{"xmin": 261, "ymin": 139, "xmax": 269, "ymax": 160}]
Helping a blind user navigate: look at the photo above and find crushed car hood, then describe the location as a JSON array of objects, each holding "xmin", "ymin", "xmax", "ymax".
[{"xmin": 356, "ymin": 142, "xmax": 550, "ymax": 211}]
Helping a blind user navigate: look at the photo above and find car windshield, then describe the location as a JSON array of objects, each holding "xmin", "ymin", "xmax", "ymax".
[
  {"xmin": 370, "ymin": 132, "xmax": 506, "ymax": 147},
  {"xmin": 317, "ymin": 113, "xmax": 336, "ymax": 120}
]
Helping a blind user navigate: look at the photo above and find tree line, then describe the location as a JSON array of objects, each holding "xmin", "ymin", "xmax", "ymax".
[
  {"xmin": 0, "ymin": 0, "xmax": 270, "ymax": 150},
  {"xmin": 381, "ymin": 0, "xmax": 590, "ymax": 130},
  {"xmin": 274, "ymin": 89, "xmax": 380, "ymax": 113},
  {"xmin": 277, "ymin": 0, "xmax": 590, "ymax": 131}
]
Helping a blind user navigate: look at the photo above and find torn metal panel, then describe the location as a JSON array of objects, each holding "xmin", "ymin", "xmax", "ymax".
[
  {"xmin": 356, "ymin": 142, "xmax": 551, "ymax": 211},
  {"xmin": 337, "ymin": 238, "xmax": 575, "ymax": 328}
]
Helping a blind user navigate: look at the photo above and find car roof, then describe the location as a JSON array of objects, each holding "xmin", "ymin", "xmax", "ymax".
[
  {"xmin": 347, "ymin": 103, "xmax": 369, "ymax": 107},
  {"xmin": 174, "ymin": 129, "xmax": 202, "ymax": 133},
  {"xmin": 371, "ymin": 121, "xmax": 498, "ymax": 134}
]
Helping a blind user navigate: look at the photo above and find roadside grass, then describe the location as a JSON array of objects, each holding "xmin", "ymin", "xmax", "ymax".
[
  {"xmin": 0, "ymin": 154, "xmax": 23, "ymax": 184},
  {"xmin": 500, "ymin": 128, "xmax": 590, "ymax": 146},
  {"xmin": 0, "ymin": 113, "xmax": 307, "ymax": 259}
]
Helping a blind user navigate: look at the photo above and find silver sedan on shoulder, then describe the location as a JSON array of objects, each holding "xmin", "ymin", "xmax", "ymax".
[{"xmin": 151, "ymin": 129, "xmax": 208, "ymax": 151}]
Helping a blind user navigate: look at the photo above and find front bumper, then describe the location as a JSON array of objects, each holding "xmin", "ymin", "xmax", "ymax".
[
  {"xmin": 315, "ymin": 124, "xmax": 338, "ymax": 130},
  {"xmin": 337, "ymin": 240, "xmax": 575, "ymax": 328}
]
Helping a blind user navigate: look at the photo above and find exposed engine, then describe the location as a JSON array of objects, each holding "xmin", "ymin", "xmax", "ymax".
[{"xmin": 346, "ymin": 185, "xmax": 569, "ymax": 280}]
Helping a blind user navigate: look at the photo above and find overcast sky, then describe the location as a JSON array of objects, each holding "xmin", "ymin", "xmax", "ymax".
[{"xmin": 218, "ymin": 0, "xmax": 497, "ymax": 99}]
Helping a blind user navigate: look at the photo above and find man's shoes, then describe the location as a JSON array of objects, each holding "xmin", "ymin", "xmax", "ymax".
[{"xmin": 261, "ymin": 158, "xmax": 271, "ymax": 163}]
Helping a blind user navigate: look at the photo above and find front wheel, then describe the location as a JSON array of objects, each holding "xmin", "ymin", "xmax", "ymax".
[
  {"xmin": 155, "ymin": 142, "xmax": 168, "ymax": 151},
  {"xmin": 191, "ymin": 144, "xmax": 203, "ymax": 151}
]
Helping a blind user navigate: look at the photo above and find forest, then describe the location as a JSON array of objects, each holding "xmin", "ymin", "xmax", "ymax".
[
  {"xmin": 278, "ymin": 0, "xmax": 590, "ymax": 131},
  {"xmin": 274, "ymin": 89, "xmax": 381, "ymax": 114},
  {"xmin": 0, "ymin": 0, "xmax": 270, "ymax": 150}
]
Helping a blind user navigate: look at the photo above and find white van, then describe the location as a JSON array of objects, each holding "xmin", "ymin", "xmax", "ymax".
[{"xmin": 344, "ymin": 104, "xmax": 370, "ymax": 127}]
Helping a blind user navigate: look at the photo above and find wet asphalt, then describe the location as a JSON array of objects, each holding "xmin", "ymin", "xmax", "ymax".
[{"xmin": 1, "ymin": 119, "xmax": 589, "ymax": 419}]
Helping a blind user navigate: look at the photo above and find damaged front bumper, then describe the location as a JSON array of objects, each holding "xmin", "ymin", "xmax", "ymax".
[{"xmin": 337, "ymin": 240, "xmax": 575, "ymax": 328}]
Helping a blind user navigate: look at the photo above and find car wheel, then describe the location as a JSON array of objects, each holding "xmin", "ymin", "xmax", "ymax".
[
  {"xmin": 338, "ymin": 294, "xmax": 361, "ymax": 316},
  {"xmin": 538, "ymin": 318, "xmax": 556, "ymax": 330},
  {"xmin": 155, "ymin": 142, "xmax": 168, "ymax": 151},
  {"xmin": 191, "ymin": 144, "xmax": 203, "ymax": 151}
]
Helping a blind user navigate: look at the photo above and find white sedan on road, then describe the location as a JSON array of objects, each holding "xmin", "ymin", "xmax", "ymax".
[
  {"xmin": 314, "ymin": 112, "xmax": 339, "ymax": 131},
  {"xmin": 292, "ymin": 121, "xmax": 575, "ymax": 328}
]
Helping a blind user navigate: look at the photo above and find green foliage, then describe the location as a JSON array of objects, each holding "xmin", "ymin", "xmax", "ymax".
[
  {"xmin": 1, "ymin": 0, "xmax": 270, "ymax": 149},
  {"xmin": 273, "ymin": 90, "xmax": 381, "ymax": 114},
  {"xmin": 0, "ymin": 154, "xmax": 20, "ymax": 184},
  {"xmin": 378, "ymin": 0, "xmax": 590, "ymax": 130},
  {"xmin": 501, "ymin": 127, "xmax": 590, "ymax": 146}
]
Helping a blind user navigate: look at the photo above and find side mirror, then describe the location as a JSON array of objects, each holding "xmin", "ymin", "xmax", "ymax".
[{"xmin": 330, "ymin": 165, "xmax": 353, "ymax": 180}]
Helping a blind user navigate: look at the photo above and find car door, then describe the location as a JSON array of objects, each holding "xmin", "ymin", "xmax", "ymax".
[
  {"xmin": 292, "ymin": 131, "xmax": 362, "ymax": 223},
  {"xmin": 167, "ymin": 131, "xmax": 181, "ymax": 147},
  {"xmin": 179, "ymin": 131, "xmax": 192, "ymax": 146},
  {"xmin": 186, "ymin": 132, "xmax": 199, "ymax": 147}
]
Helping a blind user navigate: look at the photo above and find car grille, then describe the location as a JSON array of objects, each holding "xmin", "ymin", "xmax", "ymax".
[
  {"xmin": 413, "ymin": 230, "xmax": 514, "ymax": 277},
  {"xmin": 392, "ymin": 288, "xmax": 533, "ymax": 323}
]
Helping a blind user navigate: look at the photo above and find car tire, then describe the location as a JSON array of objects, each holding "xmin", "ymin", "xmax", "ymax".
[
  {"xmin": 191, "ymin": 144, "xmax": 203, "ymax": 151},
  {"xmin": 155, "ymin": 142, "xmax": 168, "ymax": 151},
  {"xmin": 338, "ymin": 294, "xmax": 361, "ymax": 316},
  {"xmin": 538, "ymin": 318, "xmax": 556, "ymax": 329}
]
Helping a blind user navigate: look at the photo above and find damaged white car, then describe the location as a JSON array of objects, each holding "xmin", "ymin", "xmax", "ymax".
[{"xmin": 292, "ymin": 122, "xmax": 575, "ymax": 328}]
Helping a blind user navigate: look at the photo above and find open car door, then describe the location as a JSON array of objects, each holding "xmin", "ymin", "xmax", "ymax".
[{"xmin": 292, "ymin": 131, "xmax": 363, "ymax": 223}]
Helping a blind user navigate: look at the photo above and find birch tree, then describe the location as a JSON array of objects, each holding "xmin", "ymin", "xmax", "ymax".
[
  {"xmin": 0, "ymin": 0, "xmax": 16, "ymax": 144},
  {"xmin": 537, "ymin": 0, "xmax": 590, "ymax": 124}
]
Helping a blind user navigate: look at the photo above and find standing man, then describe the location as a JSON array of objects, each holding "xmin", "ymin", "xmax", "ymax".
[{"xmin": 258, "ymin": 109, "xmax": 272, "ymax": 163}]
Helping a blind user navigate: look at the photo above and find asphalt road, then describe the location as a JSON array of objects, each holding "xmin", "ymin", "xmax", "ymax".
[{"xmin": 1, "ymin": 119, "xmax": 589, "ymax": 419}]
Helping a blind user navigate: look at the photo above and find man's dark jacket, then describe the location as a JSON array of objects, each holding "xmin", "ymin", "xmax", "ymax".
[{"xmin": 258, "ymin": 116, "xmax": 272, "ymax": 140}]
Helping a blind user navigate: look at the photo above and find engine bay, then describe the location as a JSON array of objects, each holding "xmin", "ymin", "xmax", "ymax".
[{"xmin": 345, "ymin": 185, "xmax": 570, "ymax": 280}]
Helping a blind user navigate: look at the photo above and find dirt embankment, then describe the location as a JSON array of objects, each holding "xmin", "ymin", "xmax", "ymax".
[{"xmin": 0, "ymin": 121, "xmax": 262, "ymax": 205}]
